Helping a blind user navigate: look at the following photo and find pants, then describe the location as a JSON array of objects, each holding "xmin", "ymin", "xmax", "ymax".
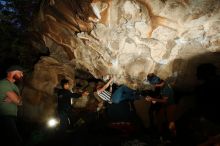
[
  {"xmin": 0, "ymin": 116, "xmax": 22, "ymax": 146},
  {"xmin": 152, "ymin": 104, "xmax": 176, "ymax": 135},
  {"xmin": 111, "ymin": 85, "xmax": 137, "ymax": 104},
  {"xmin": 58, "ymin": 107, "xmax": 75, "ymax": 130},
  {"xmin": 107, "ymin": 100, "xmax": 135, "ymax": 122},
  {"xmin": 58, "ymin": 110, "xmax": 70, "ymax": 130}
]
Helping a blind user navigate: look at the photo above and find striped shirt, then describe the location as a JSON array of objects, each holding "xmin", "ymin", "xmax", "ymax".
[{"xmin": 97, "ymin": 90, "xmax": 112, "ymax": 103}]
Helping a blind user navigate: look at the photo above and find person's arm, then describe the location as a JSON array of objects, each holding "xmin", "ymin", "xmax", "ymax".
[
  {"xmin": 69, "ymin": 92, "xmax": 81, "ymax": 98},
  {"xmin": 155, "ymin": 81, "xmax": 165, "ymax": 87},
  {"xmin": 145, "ymin": 96, "xmax": 168, "ymax": 103},
  {"xmin": 69, "ymin": 90, "xmax": 89, "ymax": 98},
  {"xmin": 5, "ymin": 91, "xmax": 22, "ymax": 105},
  {"xmin": 97, "ymin": 78, "xmax": 113, "ymax": 93}
]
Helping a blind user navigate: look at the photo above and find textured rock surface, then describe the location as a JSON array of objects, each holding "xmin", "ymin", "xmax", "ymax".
[
  {"xmin": 21, "ymin": 57, "xmax": 76, "ymax": 121},
  {"xmin": 24, "ymin": 0, "xmax": 220, "ymax": 121},
  {"xmin": 32, "ymin": 0, "xmax": 220, "ymax": 89}
]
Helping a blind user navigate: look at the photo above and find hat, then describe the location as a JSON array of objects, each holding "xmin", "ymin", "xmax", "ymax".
[
  {"xmin": 148, "ymin": 76, "xmax": 161, "ymax": 85},
  {"xmin": 6, "ymin": 65, "xmax": 24, "ymax": 72}
]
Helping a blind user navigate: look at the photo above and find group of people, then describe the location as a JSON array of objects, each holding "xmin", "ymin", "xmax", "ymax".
[
  {"xmin": 95, "ymin": 74, "xmax": 176, "ymax": 137},
  {"xmin": 55, "ymin": 73, "xmax": 176, "ymax": 137},
  {"xmin": 0, "ymin": 64, "xmax": 175, "ymax": 145}
]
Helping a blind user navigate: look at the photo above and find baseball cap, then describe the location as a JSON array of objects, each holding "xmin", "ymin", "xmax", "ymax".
[
  {"xmin": 148, "ymin": 76, "xmax": 161, "ymax": 85},
  {"xmin": 6, "ymin": 65, "xmax": 24, "ymax": 73}
]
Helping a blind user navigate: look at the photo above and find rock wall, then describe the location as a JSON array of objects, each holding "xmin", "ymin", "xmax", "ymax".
[
  {"xmin": 32, "ymin": 0, "xmax": 220, "ymax": 90},
  {"xmin": 24, "ymin": 0, "xmax": 220, "ymax": 121}
]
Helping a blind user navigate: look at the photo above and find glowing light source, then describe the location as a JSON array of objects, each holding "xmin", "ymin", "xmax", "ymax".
[{"xmin": 47, "ymin": 118, "xmax": 58, "ymax": 128}]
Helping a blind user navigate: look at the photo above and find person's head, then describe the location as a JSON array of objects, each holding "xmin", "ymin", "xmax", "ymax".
[
  {"xmin": 147, "ymin": 73, "xmax": 162, "ymax": 86},
  {"xmin": 60, "ymin": 79, "xmax": 70, "ymax": 89},
  {"xmin": 6, "ymin": 65, "xmax": 24, "ymax": 82}
]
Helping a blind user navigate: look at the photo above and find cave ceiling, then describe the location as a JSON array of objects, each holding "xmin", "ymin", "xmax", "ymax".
[{"xmin": 31, "ymin": 0, "xmax": 220, "ymax": 90}]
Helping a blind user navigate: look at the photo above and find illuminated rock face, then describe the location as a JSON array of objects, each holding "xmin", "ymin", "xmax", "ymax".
[
  {"xmin": 33, "ymin": 0, "xmax": 220, "ymax": 90},
  {"xmin": 25, "ymin": 0, "xmax": 220, "ymax": 121}
]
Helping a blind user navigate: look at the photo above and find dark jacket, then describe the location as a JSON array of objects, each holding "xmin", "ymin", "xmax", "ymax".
[{"xmin": 57, "ymin": 89, "xmax": 81, "ymax": 110}]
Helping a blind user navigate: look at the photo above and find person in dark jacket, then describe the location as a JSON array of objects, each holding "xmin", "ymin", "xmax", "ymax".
[{"xmin": 57, "ymin": 79, "xmax": 89, "ymax": 130}]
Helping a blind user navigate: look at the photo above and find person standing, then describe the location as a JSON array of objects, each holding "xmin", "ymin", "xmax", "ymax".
[
  {"xmin": 57, "ymin": 79, "xmax": 89, "ymax": 131},
  {"xmin": 145, "ymin": 73, "xmax": 176, "ymax": 139},
  {"xmin": 0, "ymin": 65, "xmax": 24, "ymax": 146}
]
